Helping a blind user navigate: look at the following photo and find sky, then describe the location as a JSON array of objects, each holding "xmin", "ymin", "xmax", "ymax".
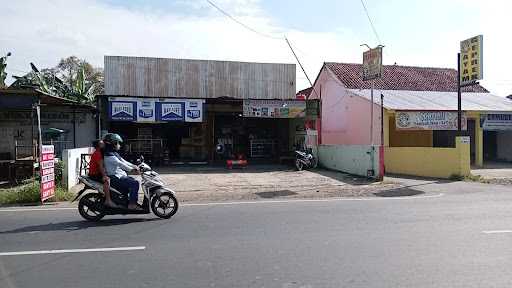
[{"xmin": 1, "ymin": 0, "xmax": 511, "ymax": 95}]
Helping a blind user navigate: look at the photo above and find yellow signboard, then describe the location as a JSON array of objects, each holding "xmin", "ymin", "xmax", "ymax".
[{"xmin": 460, "ymin": 35, "xmax": 483, "ymax": 85}]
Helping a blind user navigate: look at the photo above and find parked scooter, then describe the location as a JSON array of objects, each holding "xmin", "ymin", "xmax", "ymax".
[
  {"xmin": 295, "ymin": 148, "xmax": 317, "ymax": 171},
  {"xmin": 73, "ymin": 156, "xmax": 178, "ymax": 221}
]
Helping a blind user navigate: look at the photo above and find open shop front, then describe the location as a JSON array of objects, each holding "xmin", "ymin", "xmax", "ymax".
[
  {"xmin": 106, "ymin": 97, "xmax": 208, "ymax": 165},
  {"xmin": 480, "ymin": 113, "xmax": 512, "ymax": 165},
  {"xmin": 211, "ymin": 99, "xmax": 306, "ymax": 164}
]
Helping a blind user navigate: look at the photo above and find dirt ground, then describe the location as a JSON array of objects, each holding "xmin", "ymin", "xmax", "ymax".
[{"xmin": 155, "ymin": 165, "xmax": 403, "ymax": 203}]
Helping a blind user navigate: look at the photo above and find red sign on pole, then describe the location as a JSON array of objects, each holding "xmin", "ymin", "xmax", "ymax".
[{"xmin": 40, "ymin": 145, "xmax": 55, "ymax": 202}]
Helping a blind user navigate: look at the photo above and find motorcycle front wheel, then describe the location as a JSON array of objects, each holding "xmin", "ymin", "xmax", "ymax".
[
  {"xmin": 78, "ymin": 193, "xmax": 106, "ymax": 222},
  {"xmin": 151, "ymin": 191, "xmax": 179, "ymax": 219},
  {"xmin": 295, "ymin": 159, "xmax": 304, "ymax": 171}
]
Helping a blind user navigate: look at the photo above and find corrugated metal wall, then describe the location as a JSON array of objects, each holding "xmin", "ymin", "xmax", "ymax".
[{"xmin": 105, "ymin": 56, "xmax": 296, "ymax": 99}]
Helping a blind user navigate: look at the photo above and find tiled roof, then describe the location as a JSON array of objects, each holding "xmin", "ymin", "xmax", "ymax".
[
  {"xmin": 296, "ymin": 87, "xmax": 312, "ymax": 98},
  {"xmin": 325, "ymin": 62, "xmax": 488, "ymax": 93}
]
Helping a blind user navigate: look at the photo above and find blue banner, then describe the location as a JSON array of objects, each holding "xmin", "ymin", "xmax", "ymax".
[
  {"xmin": 109, "ymin": 101, "xmax": 137, "ymax": 121},
  {"xmin": 157, "ymin": 102, "xmax": 185, "ymax": 121}
]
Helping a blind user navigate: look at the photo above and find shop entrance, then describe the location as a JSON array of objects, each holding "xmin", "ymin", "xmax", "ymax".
[
  {"xmin": 213, "ymin": 113, "xmax": 291, "ymax": 163},
  {"xmin": 109, "ymin": 122, "xmax": 208, "ymax": 165}
]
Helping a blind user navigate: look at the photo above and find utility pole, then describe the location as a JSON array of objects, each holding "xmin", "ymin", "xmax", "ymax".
[{"xmin": 457, "ymin": 52, "xmax": 462, "ymax": 134}]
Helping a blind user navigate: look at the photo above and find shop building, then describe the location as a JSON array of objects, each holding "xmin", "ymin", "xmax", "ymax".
[
  {"xmin": 99, "ymin": 56, "xmax": 304, "ymax": 165},
  {"xmin": 307, "ymin": 63, "xmax": 512, "ymax": 178}
]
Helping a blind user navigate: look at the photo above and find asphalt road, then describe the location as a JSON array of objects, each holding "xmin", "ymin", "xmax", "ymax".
[{"xmin": 1, "ymin": 180, "xmax": 512, "ymax": 288}]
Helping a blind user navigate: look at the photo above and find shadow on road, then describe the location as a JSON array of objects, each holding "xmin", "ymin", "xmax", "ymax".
[
  {"xmin": 374, "ymin": 187, "xmax": 425, "ymax": 197},
  {"xmin": 0, "ymin": 218, "xmax": 161, "ymax": 235}
]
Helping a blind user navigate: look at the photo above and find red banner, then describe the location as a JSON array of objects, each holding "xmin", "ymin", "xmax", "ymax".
[{"xmin": 40, "ymin": 145, "xmax": 55, "ymax": 202}]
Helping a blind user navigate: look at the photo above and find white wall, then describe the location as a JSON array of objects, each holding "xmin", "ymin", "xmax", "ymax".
[
  {"xmin": 318, "ymin": 144, "xmax": 380, "ymax": 177},
  {"xmin": 62, "ymin": 147, "xmax": 93, "ymax": 190},
  {"xmin": 497, "ymin": 131, "xmax": 512, "ymax": 161}
]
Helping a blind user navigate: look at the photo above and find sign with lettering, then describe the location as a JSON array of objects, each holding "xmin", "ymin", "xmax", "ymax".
[
  {"xmin": 157, "ymin": 102, "xmax": 185, "ymax": 121},
  {"xmin": 481, "ymin": 113, "xmax": 512, "ymax": 130},
  {"xmin": 137, "ymin": 100, "xmax": 156, "ymax": 123},
  {"xmin": 362, "ymin": 47, "xmax": 383, "ymax": 81},
  {"xmin": 243, "ymin": 100, "xmax": 306, "ymax": 118},
  {"xmin": 40, "ymin": 145, "xmax": 55, "ymax": 202},
  {"xmin": 185, "ymin": 100, "xmax": 204, "ymax": 122},
  {"xmin": 109, "ymin": 100, "xmax": 136, "ymax": 121},
  {"xmin": 395, "ymin": 111, "xmax": 467, "ymax": 130},
  {"xmin": 460, "ymin": 35, "xmax": 483, "ymax": 85}
]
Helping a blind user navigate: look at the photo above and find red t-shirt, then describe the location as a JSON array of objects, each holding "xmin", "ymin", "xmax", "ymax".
[{"xmin": 88, "ymin": 150, "xmax": 103, "ymax": 177}]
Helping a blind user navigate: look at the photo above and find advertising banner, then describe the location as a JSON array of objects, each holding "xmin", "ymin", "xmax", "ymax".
[
  {"xmin": 460, "ymin": 35, "xmax": 483, "ymax": 85},
  {"xmin": 481, "ymin": 113, "xmax": 512, "ymax": 130},
  {"xmin": 362, "ymin": 47, "xmax": 383, "ymax": 81},
  {"xmin": 185, "ymin": 100, "xmax": 204, "ymax": 122},
  {"xmin": 40, "ymin": 145, "xmax": 55, "ymax": 202},
  {"xmin": 108, "ymin": 97, "xmax": 203, "ymax": 122},
  {"xmin": 109, "ymin": 99, "xmax": 137, "ymax": 121},
  {"xmin": 137, "ymin": 99, "xmax": 156, "ymax": 123},
  {"xmin": 243, "ymin": 100, "xmax": 306, "ymax": 118},
  {"xmin": 395, "ymin": 111, "xmax": 467, "ymax": 130},
  {"xmin": 157, "ymin": 102, "xmax": 185, "ymax": 121}
]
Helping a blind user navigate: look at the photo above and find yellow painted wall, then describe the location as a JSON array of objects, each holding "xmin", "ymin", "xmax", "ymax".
[
  {"xmin": 388, "ymin": 115, "xmax": 433, "ymax": 147},
  {"xmin": 384, "ymin": 137, "xmax": 470, "ymax": 178}
]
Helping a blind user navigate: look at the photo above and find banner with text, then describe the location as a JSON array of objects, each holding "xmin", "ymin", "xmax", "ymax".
[
  {"xmin": 481, "ymin": 113, "xmax": 512, "ymax": 130},
  {"xmin": 108, "ymin": 97, "xmax": 204, "ymax": 122},
  {"xmin": 40, "ymin": 145, "xmax": 55, "ymax": 202},
  {"xmin": 243, "ymin": 100, "xmax": 306, "ymax": 118},
  {"xmin": 396, "ymin": 111, "xmax": 467, "ymax": 130}
]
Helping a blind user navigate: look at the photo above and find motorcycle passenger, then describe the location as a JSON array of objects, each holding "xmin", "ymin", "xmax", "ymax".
[
  {"xmin": 88, "ymin": 140, "xmax": 119, "ymax": 208},
  {"xmin": 103, "ymin": 133, "xmax": 141, "ymax": 211}
]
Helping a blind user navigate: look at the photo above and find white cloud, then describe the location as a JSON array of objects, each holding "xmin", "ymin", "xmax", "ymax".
[{"xmin": 1, "ymin": 0, "xmax": 510, "ymax": 95}]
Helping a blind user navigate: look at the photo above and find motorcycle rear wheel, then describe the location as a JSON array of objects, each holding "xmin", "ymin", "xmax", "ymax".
[
  {"xmin": 78, "ymin": 193, "xmax": 106, "ymax": 222},
  {"xmin": 151, "ymin": 191, "xmax": 179, "ymax": 219}
]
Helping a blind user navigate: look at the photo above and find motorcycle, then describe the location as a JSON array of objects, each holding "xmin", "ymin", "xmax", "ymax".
[
  {"xmin": 72, "ymin": 156, "xmax": 178, "ymax": 221},
  {"xmin": 295, "ymin": 148, "xmax": 317, "ymax": 171}
]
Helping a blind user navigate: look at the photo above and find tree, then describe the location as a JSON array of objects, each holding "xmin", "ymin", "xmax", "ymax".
[{"xmin": 10, "ymin": 56, "xmax": 104, "ymax": 104}]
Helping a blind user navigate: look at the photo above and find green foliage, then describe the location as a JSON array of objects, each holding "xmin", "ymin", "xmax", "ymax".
[{"xmin": 9, "ymin": 56, "xmax": 104, "ymax": 104}]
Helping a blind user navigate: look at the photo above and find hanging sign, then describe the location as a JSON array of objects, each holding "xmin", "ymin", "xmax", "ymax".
[
  {"xmin": 137, "ymin": 99, "xmax": 156, "ymax": 123},
  {"xmin": 395, "ymin": 111, "xmax": 467, "ymax": 130},
  {"xmin": 185, "ymin": 100, "xmax": 204, "ymax": 122},
  {"xmin": 362, "ymin": 47, "xmax": 383, "ymax": 81},
  {"xmin": 109, "ymin": 100, "xmax": 136, "ymax": 121},
  {"xmin": 40, "ymin": 145, "xmax": 55, "ymax": 202},
  {"xmin": 481, "ymin": 113, "xmax": 512, "ymax": 130},
  {"xmin": 460, "ymin": 35, "xmax": 483, "ymax": 85},
  {"xmin": 157, "ymin": 102, "xmax": 185, "ymax": 121},
  {"xmin": 243, "ymin": 100, "xmax": 306, "ymax": 118}
]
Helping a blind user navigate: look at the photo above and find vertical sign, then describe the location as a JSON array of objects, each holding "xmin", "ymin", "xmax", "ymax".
[
  {"xmin": 40, "ymin": 145, "xmax": 55, "ymax": 202},
  {"xmin": 185, "ymin": 100, "xmax": 204, "ymax": 122},
  {"xmin": 460, "ymin": 35, "xmax": 483, "ymax": 85},
  {"xmin": 137, "ymin": 99, "xmax": 156, "ymax": 123},
  {"xmin": 362, "ymin": 47, "xmax": 383, "ymax": 81}
]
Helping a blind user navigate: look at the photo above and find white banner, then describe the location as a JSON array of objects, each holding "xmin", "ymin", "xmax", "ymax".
[
  {"xmin": 137, "ymin": 99, "xmax": 156, "ymax": 123},
  {"xmin": 184, "ymin": 100, "xmax": 204, "ymax": 122},
  {"xmin": 481, "ymin": 114, "xmax": 512, "ymax": 130},
  {"xmin": 243, "ymin": 100, "xmax": 306, "ymax": 118},
  {"xmin": 396, "ymin": 111, "xmax": 467, "ymax": 130}
]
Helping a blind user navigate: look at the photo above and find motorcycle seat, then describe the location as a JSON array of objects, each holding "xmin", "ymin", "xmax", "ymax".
[{"xmin": 78, "ymin": 175, "xmax": 122, "ymax": 195}]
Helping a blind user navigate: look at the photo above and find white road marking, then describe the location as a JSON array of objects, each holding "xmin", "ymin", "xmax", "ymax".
[
  {"xmin": 0, "ymin": 193, "xmax": 444, "ymax": 212},
  {"xmin": 482, "ymin": 230, "xmax": 512, "ymax": 234},
  {"xmin": 0, "ymin": 246, "xmax": 146, "ymax": 256}
]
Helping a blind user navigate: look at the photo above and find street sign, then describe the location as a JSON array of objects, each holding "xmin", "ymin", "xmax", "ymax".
[
  {"xmin": 460, "ymin": 35, "xmax": 483, "ymax": 85},
  {"xmin": 40, "ymin": 145, "xmax": 55, "ymax": 202},
  {"xmin": 362, "ymin": 47, "xmax": 383, "ymax": 81}
]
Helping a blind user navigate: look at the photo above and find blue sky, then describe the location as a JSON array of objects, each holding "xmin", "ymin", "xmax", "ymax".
[{"xmin": 1, "ymin": 0, "xmax": 510, "ymax": 95}]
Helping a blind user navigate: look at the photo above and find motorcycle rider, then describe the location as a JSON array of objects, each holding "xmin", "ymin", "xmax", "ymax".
[{"xmin": 103, "ymin": 133, "xmax": 142, "ymax": 210}]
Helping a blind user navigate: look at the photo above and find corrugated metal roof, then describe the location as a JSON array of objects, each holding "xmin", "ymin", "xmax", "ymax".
[{"xmin": 348, "ymin": 89, "xmax": 512, "ymax": 112}]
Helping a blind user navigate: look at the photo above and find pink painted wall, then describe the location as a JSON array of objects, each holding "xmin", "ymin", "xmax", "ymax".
[{"xmin": 310, "ymin": 67, "xmax": 382, "ymax": 145}]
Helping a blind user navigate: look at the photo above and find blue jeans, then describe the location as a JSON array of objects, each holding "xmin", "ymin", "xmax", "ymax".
[{"xmin": 109, "ymin": 176, "xmax": 139, "ymax": 203}]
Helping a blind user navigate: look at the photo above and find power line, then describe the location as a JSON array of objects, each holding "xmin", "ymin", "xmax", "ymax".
[
  {"xmin": 205, "ymin": 0, "xmax": 283, "ymax": 40},
  {"xmin": 359, "ymin": 0, "xmax": 382, "ymax": 45}
]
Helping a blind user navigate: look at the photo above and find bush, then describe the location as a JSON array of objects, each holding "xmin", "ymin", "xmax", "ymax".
[{"xmin": 0, "ymin": 180, "xmax": 74, "ymax": 205}]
